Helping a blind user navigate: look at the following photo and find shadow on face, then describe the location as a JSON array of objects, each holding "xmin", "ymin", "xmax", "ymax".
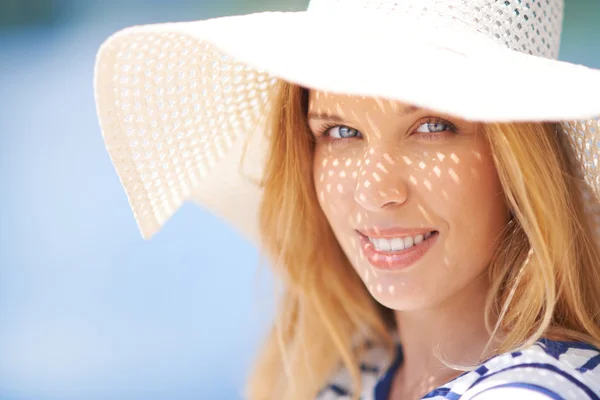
[{"xmin": 307, "ymin": 90, "xmax": 509, "ymax": 311}]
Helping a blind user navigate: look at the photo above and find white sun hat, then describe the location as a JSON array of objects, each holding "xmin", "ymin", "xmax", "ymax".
[{"xmin": 93, "ymin": 0, "xmax": 600, "ymax": 242}]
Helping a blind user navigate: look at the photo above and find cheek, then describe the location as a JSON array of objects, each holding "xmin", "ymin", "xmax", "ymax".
[
  {"xmin": 313, "ymin": 146, "xmax": 361, "ymax": 221},
  {"xmin": 421, "ymin": 146, "xmax": 507, "ymax": 262}
]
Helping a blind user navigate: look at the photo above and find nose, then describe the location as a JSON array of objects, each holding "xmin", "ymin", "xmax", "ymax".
[{"xmin": 354, "ymin": 147, "xmax": 409, "ymax": 211}]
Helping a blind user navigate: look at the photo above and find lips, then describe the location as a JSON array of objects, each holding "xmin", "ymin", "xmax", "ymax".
[
  {"xmin": 367, "ymin": 231, "xmax": 434, "ymax": 252},
  {"xmin": 357, "ymin": 230, "xmax": 439, "ymax": 271}
]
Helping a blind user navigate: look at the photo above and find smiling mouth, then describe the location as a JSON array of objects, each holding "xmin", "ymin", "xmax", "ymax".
[
  {"xmin": 365, "ymin": 231, "xmax": 438, "ymax": 253},
  {"xmin": 357, "ymin": 230, "xmax": 439, "ymax": 271}
]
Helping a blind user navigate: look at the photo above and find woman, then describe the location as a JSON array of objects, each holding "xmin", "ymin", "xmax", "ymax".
[{"xmin": 93, "ymin": 0, "xmax": 600, "ymax": 398}]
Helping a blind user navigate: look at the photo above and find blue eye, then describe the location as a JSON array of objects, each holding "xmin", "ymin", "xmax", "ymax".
[
  {"xmin": 327, "ymin": 125, "xmax": 361, "ymax": 139},
  {"xmin": 415, "ymin": 120, "xmax": 455, "ymax": 133}
]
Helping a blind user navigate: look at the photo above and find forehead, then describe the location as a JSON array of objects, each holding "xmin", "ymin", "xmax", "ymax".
[
  {"xmin": 308, "ymin": 90, "xmax": 412, "ymax": 115},
  {"xmin": 307, "ymin": 90, "xmax": 471, "ymax": 126}
]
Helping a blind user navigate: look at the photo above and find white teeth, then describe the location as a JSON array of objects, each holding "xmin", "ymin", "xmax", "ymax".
[
  {"xmin": 390, "ymin": 237, "xmax": 405, "ymax": 251},
  {"xmin": 368, "ymin": 232, "xmax": 434, "ymax": 252},
  {"xmin": 378, "ymin": 238, "xmax": 391, "ymax": 252}
]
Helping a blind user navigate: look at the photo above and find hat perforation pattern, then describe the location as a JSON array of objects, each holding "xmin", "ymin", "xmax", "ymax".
[
  {"xmin": 97, "ymin": 32, "xmax": 276, "ymax": 235},
  {"xmin": 308, "ymin": 0, "xmax": 562, "ymax": 58}
]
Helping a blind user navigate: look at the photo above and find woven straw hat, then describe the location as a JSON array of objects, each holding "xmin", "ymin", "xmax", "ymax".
[{"xmin": 93, "ymin": 0, "xmax": 600, "ymax": 241}]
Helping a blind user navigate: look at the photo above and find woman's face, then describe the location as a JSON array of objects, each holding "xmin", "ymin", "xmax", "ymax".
[{"xmin": 308, "ymin": 91, "xmax": 509, "ymax": 311}]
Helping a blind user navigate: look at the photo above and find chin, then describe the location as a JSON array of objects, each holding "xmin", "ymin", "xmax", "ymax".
[
  {"xmin": 363, "ymin": 276, "xmax": 438, "ymax": 312},
  {"xmin": 369, "ymin": 289, "xmax": 433, "ymax": 312}
]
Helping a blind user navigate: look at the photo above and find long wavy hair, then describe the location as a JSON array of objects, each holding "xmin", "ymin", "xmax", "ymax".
[{"xmin": 245, "ymin": 81, "xmax": 600, "ymax": 400}]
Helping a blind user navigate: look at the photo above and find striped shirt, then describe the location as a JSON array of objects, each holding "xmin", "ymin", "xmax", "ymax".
[{"xmin": 316, "ymin": 339, "xmax": 600, "ymax": 399}]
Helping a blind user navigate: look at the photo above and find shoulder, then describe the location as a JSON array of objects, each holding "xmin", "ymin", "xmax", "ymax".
[
  {"xmin": 315, "ymin": 339, "xmax": 600, "ymax": 400},
  {"xmin": 315, "ymin": 340, "xmax": 397, "ymax": 400},
  {"xmin": 461, "ymin": 339, "xmax": 600, "ymax": 400}
]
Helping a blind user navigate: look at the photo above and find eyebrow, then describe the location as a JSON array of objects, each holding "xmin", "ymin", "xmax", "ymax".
[{"xmin": 306, "ymin": 105, "xmax": 421, "ymax": 122}]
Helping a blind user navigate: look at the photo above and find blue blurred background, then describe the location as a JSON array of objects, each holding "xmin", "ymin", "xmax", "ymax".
[{"xmin": 0, "ymin": 1, "xmax": 598, "ymax": 399}]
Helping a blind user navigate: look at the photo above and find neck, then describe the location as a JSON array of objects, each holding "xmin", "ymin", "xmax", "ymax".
[{"xmin": 391, "ymin": 274, "xmax": 495, "ymax": 398}]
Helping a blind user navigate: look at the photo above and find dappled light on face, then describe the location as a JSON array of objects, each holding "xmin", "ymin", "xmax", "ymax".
[
  {"xmin": 448, "ymin": 168, "xmax": 460, "ymax": 184},
  {"xmin": 309, "ymin": 91, "xmax": 507, "ymax": 310},
  {"xmin": 376, "ymin": 162, "xmax": 389, "ymax": 173},
  {"xmin": 424, "ymin": 179, "xmax": 432, "ymax": 191},
  {"xmin": 366, "ymin": 114, "xmax": 383, "ymax": 140}
]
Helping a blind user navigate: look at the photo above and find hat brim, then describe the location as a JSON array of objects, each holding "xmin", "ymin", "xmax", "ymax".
[{"xmin": 94, "ymin": 11, "xmax": 600, "ymax": 240}]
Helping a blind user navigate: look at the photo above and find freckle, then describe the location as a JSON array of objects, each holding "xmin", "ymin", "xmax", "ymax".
[
  {"xmin": 320, "ymin": 173, "xmax": 325, "ymax": 182},
  {"xmin": 365, "ymin": 158, "xmax": 370, "ymax": 165},
  {"xmin": 436, "ymin": 152, "xmax": 445, "ymax": 161},
  {"xmin": 409, "ymin": 175, "xmax": 417, "ymax": 185},
  {"xmin": 424, "ymin": 179, "xmax": 431, "ymax": 190},
  {"xmin": 419, "ymin": 161, "xmax": 426, "ymax": 169},
  {"xmin": 359, "ymin": 193, "xmax": 366, "ymax": 202},
  {"xmin": 451, "ymin": 153, "xmax": 459, "ymax": 164},
  {"xmin": 337, "ymin": 183, "xmax": 344, "ymax": 193},
  {"xmin": 326, "ymin": 183, "xmax": 332, "ymax": 192},
  {"xmin": 364, "ymin": 180, "xmax": 371, "ymax": 188},
  {"xmin": 402, "ymin": 156, "xmax": 412, "ymax": 165},
  {"xmin": 449, "ymin": 168, "xmax": 460, "ymax": 183},
  {"xmin": 333, "ymin": 159, "xmax": 339, "ymax": 167},
  {"xmin": 345, "ymin": 158, "xmax": 352, "ymax": 167},
  {"xmin": 376, "ymin": 162, "xmax": 388, "ymax": 173},
  {"xmin": 372, "ymin": 172, "xmax": 381, "ymax": 182},
  {"xmin": 340, "ymin": 171, "xmax": 346, "ymax": 178},
  {"xmin": 352, "ymin": 171, "xmax": 358, "ymax": 178},
  {"xmin": 383, "ymin": 153, "xmax": 394, "ymax": 165},
  {"xmin": 377, "ymin": 284, "xmax": 382, "ymax": 293},
  {"xmin": 433, "ymin": 166, "xmax": 441, "ymax": 177},
  {"xmin": 388, "ymin": 285, "xmax": 395, "ymax": 295}
]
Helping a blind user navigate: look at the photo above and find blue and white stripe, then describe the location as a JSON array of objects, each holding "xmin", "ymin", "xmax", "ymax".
[{"xmin": 316, "ymin": 339, "xmax": 600, "ymax": 399}]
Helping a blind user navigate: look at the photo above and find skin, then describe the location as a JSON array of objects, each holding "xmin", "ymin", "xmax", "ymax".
[{"xmin": 307, "ymin": 91, "xmax": 510, "ymax": 399}]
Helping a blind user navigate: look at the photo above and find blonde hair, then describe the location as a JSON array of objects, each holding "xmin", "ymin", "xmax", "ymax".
[{"xmin": 245, "ymin": 81, "xmax": 600, "ymax": 400}]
